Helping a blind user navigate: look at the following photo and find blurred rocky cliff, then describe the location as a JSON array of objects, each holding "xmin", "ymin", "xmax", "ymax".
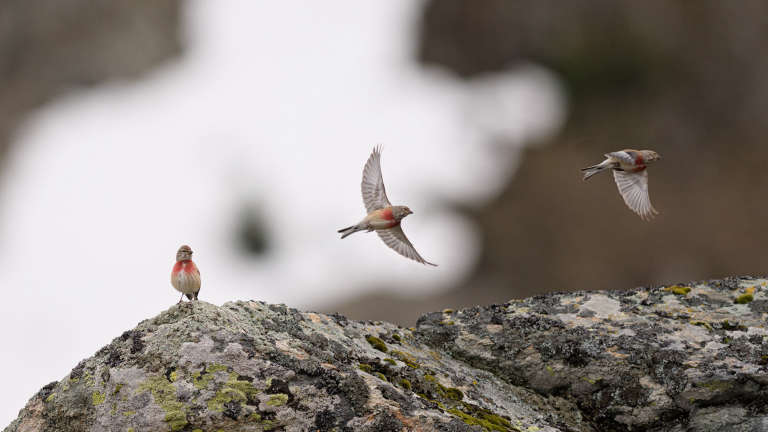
[
  {"xmin": 0, "ymin": 0, "xmax": 183, "ymax": 166},
  {"xmin": 329, "ymin": 0, "xmax": 768, "ymax": 324}
]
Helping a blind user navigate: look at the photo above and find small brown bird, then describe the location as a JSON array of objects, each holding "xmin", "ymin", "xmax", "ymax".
[
  {"xmin": 338, "ymin": 146, "xmax": 437, "ymax": 266},
  {"xmin": 170, "ymin": 245, "xmax": 201, "ymax": 303},
  {"xmin": 582, "ymin": 149, "xmax": 661, "ymax": 220}
]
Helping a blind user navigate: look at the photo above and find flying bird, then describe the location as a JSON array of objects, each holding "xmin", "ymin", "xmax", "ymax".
[
  {"xmin": 171, "ymin": 245, "xmax": 201, "ymax": 303},
  {"xmin": 581, "ymin": 149, "xmax": 661, "ymax": 220},
  {"xmin": 338, "ymin": 146, "xmax": 437, "ymax": 266}
]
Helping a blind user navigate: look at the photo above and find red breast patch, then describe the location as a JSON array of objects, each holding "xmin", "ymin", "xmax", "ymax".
[
  {"xmin": 172, "ymin": 261, "xmax": 183, "ymax": 274},
  {"xmin": 381, "ymin": 207, "xmax": 394, "ymax": 221},
  {"xmin": 173, "ymin": 260, "xmax": 198, "ymax": 274}
]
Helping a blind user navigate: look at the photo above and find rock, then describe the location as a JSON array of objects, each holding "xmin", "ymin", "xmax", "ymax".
[{"xmin": 6, "ymin": 277, "xmax": 768, "ymax": 431}]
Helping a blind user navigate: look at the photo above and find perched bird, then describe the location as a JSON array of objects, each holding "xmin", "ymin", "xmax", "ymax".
[
  {"xmin": 170, "ymin": 245, "xmax": 201, "ymax": 303},
  {"xmin": 338, "ymin": 146, "xmax": 437, "ymax": 266},
  {"xmin": 581, "ymin": 149, "xmax": 662, "ymax": 220}
]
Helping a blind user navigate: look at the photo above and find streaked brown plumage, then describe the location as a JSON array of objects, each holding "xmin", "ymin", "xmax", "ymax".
[
  {"xmin": 338, "ymin": 146, "xmax": 437, "ymax": 266},
  {"xmin": 171, "ymin": 244, "xmax": 201, "ymax": 303},
  {"xmin": 582, "ymin": 149, "xmax": 661, "ymax": 220}
]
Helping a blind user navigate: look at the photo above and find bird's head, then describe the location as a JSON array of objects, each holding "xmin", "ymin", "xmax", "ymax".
[
  {"xmin": 643, "ymin": 150, "xmax": 661, "ymax": 164},
  {"xmin": 392, "ymin": 206, "xmax": 413, "ymax": 220},
  {"xmin": 176, "ymin": 245, "xmax": 193, "ymax": 262}
]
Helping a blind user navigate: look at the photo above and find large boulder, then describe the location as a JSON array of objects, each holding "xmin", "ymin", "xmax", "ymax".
[{"xmin": 6, "ymin": 277, "xmax": 768, "ymax": 431}]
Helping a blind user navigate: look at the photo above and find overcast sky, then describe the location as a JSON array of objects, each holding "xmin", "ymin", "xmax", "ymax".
[{"xmin": 0, "ymin": 0, "xmax": 563, "ymax": 425}]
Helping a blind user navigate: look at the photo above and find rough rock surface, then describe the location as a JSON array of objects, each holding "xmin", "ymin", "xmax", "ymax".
[{"xmin": 6, "ymin": 277, "xmax": 768, "ymax": 431}]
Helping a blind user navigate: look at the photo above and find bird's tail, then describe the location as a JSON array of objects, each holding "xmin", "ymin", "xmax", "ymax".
[
  {"xmin": 581, "ymin": 160, "xmax": 612, "ymax": 180},
  {"xmin": 338, "ymin": 224, "xmax": 364, "ymax": 239}
]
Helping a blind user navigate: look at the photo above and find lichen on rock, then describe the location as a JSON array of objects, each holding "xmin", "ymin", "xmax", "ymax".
[{"xmin": 5, "ymin": 277, "xmax": 768, "ymax": 431}]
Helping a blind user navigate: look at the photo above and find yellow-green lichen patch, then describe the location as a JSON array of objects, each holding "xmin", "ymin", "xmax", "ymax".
[
  {"xmin": 720, "ymin": 320, "xmax": 747, "ymax": 331},
  {"xmin": 391, "ymin": 350, "xmax": 420, "ymax": 369},
  {"xmin": 137, "ymin": 375, "xmax": 188, "ymax": 431},
  {"xmin": 375, "ymin": 372, "xmax": 387, "ymax": 381},
  {"xmin": 439, "ymin": 321, "xmax": 455, "ymax": 326},
  {"xmin": 169, "ymin": 370, "xmax": 179, "ymax": 382},
  {"xmin": 392, "ymin": 333, "xmax": 402, "ymax": 342},
  {"xmin": 366, "ymin": 335, "xmax": 388, "ymax": 353},
  {"xmin": 83, "ymin": 372, "xmax": 96, "ymax": 387},
  {"xmin": 267, "ymin": 393, "xmax": 289, "ymax": 407},
  {"xmin": 699, "ymin": 380, "xmax": 733, "ymax": 392},
  {"xmin": 192, "ymin": 429, "xmax": 204, "ymax": 432},
  {"xmin": 207, "ymin": 372, "xmax": 260, "ymax": 413},
  {"xmin": 112, "ymin": 383, "xmax": 123, "ymax": 395},
  {"xmin": 122, "ymin": 411, "xmax": 136, "ymax": 417},
  {"xmin": 448, "ymin": 402, "xmax": 519, "ymax": 432},
  {"xmin": 399, "ymin": 379, "xmax": 411, "ymax": 390},
  {"xmin": 193, "ymin": 363, "xmax": 229, "ymax": 390},
  {"xmin": 262, "ymin": 420, "xmax": 280, "ymax": 431},
  {"xmin": 45, "ymin": 393, "xmax": 55, "ymax": 403},
  {"xmin": 383, "ymin": 358, "xmax": 397, "ymax": 366},
  {"xmin": 735, "ymin": 294, "xmax": 754, "ymax": 304},
  {"xmin": 358, "ymin": 363, "xmax": 373, "ymax": 373},
  {"xmin": 127, "ymin": 428, "xmax": 135, "ymax": 432},
  {"xmin": 207, "ymin": 364, "xmax": 229, "ymax": 373},
  {"xmin": 92, "ymin": 391, "xmax": 106, "ymax": 406},
  {"xmin": 690, "ymin": 321, "xmax": 714, "ymax": 332},
  {"xmin": 437, "ymin": 384, "xmax": 464, "ymax": 401},
  {"xmin": 664, "ymin": 285, "xmax": 691, "ymax": 295},
  {"xmin": 442, "ymin": 309, "xmax": 454, "ymax": 314}
]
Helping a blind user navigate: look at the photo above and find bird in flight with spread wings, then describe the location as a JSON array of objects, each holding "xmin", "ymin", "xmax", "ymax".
[
  {"xmin": 581, "ymin": 149, "xmax": 661, "ymax": 221},
  {"xmin": 338, "ymin": 146, "xmax": 437, "ymax": 266}
]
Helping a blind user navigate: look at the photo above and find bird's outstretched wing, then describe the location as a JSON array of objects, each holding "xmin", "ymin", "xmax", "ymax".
[
  {"xmin": 377, "ymin": 225, "xmax": 437, "ymax": 266},
  {"xmin": 606, "ymin": 150, "xmax": 636, "ymax": 165},
  {"xmin": 361, "ymin": 145, "xmax": 391, "ymax": 213},
  {"xmin": 613, "ymin": 170, "xmax": 658, "ymax": 220}
]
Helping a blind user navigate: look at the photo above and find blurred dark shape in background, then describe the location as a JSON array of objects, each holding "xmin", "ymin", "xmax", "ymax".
[
  {"xmin": 0, "ymin": 0, "xmax": 182, "ymax": 170},
  {"xmin": 235, "ymin": 203, "xmax": 270, "ymax": 256},
  {"xmin": 328, "ymin": 0, "xmax": 768, "ymax": 324}
]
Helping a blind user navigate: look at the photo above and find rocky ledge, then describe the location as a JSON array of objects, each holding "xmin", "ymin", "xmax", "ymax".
[{"xmin": 6, "ymin": 277, "xmax": 768, "ymax": 432}]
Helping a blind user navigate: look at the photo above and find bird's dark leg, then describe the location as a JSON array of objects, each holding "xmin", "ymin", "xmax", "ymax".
[{"xmin": 177, "ymin": 292, "xmax": 185, "ymax": 304}]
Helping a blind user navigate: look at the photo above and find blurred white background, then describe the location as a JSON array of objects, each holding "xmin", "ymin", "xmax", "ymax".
[{"xmin": 0, "ymin": 0, "xmax": 563, "ymax": 425}]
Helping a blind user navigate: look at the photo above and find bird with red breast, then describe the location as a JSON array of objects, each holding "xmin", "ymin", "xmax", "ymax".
[
  {"xmin": 338, "ymin": 146, "xmax": 437, "ymax": 266},
  {"xmin": 171, "ymin": 245, "xmax": 201, "ymax": 303},
  {"xmin": 581, "ymin": 149, "xmax": 661, "ymax": 220}
]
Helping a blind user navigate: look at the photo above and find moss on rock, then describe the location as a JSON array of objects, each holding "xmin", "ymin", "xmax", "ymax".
[
  {"xmin": 137, "ymin": 375, "xmax": 188, "ymax": 431},
  {"xmin": 266, "ymin": 393, "xmax": 289, "ymax": 407},
  {"xmin": 366, "ymin": 335, "xmax": 388, "ymax": 353}
]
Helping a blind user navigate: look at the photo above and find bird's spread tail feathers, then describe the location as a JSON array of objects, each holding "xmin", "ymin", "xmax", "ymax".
[
  {"xmin": 581, "ymin": 166, "xmax": 604, "ymax": 180},
  {"xmin": 338, "ymin": 225, "xmax": 363, "ymax": 239},
  {"xmin": 581, "ymin": 160, "xmax": 613, "ymax": 180}
]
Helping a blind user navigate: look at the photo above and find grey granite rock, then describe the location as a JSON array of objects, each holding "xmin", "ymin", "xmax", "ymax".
[{"xmin": 6, "ymin": 277, "xmax": 768, "ymax": 431}]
